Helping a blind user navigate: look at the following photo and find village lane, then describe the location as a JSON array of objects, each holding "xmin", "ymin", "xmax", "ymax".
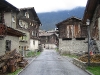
[{"xmin": 19, "ymin": 49, "xmax": 89, "ymax": 75}]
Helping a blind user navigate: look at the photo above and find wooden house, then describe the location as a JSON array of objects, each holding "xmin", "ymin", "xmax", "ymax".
[
  {"xmin": 39, "ymin": 30, "xmax": 58, "ymax": 49},
  {"xmin": 82, "ymin": 0, "xmax": 100, "ymax": 53},
  {"xmin": 56, "ymin": 16, "xmax": 87, "ymax": 55},
  {"xmin": 0, "ymin": 0, "xmax": 25, "ymax": 56},
  {"xmin": 17, "ymin": 7, "xmax": 41, "ymax": 52}
]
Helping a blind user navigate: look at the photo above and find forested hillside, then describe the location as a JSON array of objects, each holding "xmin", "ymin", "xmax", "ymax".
[{"xmin": 37, "ymin": 7, "xmax": 85, "ymax": 30}]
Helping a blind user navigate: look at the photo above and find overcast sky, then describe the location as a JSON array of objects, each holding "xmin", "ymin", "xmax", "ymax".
[{"xmin": 6, "ymin": 0, "xmax": 87, "ymax": 13}]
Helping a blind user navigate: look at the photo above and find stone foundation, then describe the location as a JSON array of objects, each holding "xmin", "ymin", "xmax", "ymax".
[{"xmin": 59, "ymin": 38, "xmax": 88, "ymax": 55}]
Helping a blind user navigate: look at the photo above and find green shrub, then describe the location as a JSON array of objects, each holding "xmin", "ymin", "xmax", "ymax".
[{"xmin": 26, "ymin": 51, "xmax": 35, "ymax": 57}]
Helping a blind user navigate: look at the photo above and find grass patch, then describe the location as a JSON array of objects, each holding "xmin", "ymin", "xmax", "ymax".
[
  {"xmin": 55, "ymin": 47, "xmax": 59, "ymax": 52},
  {"xmin": 86, "ymin": 66, "xmax": 100, "ymax": 75},
  {"xmin": 26, "ymin": 51, "xmax": 35, "ymax": 57},
  {"xmin": 26, "ymin": 50, "xmax": 41, "ymax": 57},
  {"xmin": 7, "ymin": 68, "xmax": 22, "ymax": 75},
  {"xmin": 36, "ymin": 51, "xmax": 41, "ymax": 56}
]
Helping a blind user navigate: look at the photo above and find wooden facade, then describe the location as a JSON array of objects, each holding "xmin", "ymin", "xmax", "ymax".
[
  {"xmin": 83, "ymin": 0, "xmax": 100, "ymax": 40},
  {"xmin": 39, "ymin": 30, "xmax": 58, "ymax": 48},
  {"xmin": 56, "ymin": 16, "xmax": 87, "ymax": 40},
  {"xmin": 40, "ymin": 33, "xmax": 57, "ymax": 44},
  {"xmin": 17, "ymin": 7, "xmax": 41, "ymax": 40}
]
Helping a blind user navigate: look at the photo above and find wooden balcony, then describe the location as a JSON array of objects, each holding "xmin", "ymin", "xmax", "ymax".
[
  {"xmin": 19, "ymin": 39, "xmax": 27, "ymax": 43},
  {"xmin": 0, "ymin": 23, "xmax": 25, "ymax": 39},
  {"xmin": 0, "ymin": 23, "xmax": 6, "ymax": 39}
]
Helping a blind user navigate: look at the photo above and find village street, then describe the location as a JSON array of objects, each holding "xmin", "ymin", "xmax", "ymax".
[{"xmin": 19, "ymin": 49, "xmax": 89, "ymax": 75}]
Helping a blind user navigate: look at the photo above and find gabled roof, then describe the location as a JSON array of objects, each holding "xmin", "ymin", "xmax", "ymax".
[
  {"xmin": 19, "ymin": 7, "xmax": 42, "ymax": 25},
  {"xmin": 39, "ymin": 32, "xmax": 55, "ymax": 37},
  {"xmin": 56, "ymin": 16, "xmax": 82, "ymax": 27},
  {"xmin": 0, "ymin": 0, "xmax": 19, "ymax": 12},
  {"xmin": 82, "ymin": 0, "xmax": 99, "ymax": 24}
]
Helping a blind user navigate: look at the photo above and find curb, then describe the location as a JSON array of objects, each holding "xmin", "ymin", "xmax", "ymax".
[
  {"xmin": 17, "ymin": 56, "xmax": 38, "ymax": 75},
  {"xmin": 62, "ymin": 56, "xmax": 94, "ymax": 75},
  {"xmin": 85, "ymin": 70, "xmax": 94, "ymax": 75}
]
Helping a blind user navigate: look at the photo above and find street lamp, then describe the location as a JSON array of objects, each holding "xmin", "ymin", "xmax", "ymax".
[{"xmin": 86, "ymin": 19, "xmax": 90, "ymax": 66}]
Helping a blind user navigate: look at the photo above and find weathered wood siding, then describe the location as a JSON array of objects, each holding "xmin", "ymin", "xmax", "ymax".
[
  {"xmin": 58, "ymin": 19, "xmax": 86, "ymax": 39},
  {"xmin": 56, "ymin": 17, "xmax": 87, "ymax": 54},
  {"xmin": 91, "ymin": 4, "xmax": 100, "ymax": 40},
  {"xmin": 40, "ymin": 34, "xmax": 57, "ymax": 44}
]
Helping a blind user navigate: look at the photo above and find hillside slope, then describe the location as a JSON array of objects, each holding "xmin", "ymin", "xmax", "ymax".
[{"xmin": 37, "ymin": 7, "xmax": 85, "ymax": 30}]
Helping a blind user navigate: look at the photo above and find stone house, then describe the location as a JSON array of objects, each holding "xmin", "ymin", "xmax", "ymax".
[
  {"xmin": 39, "ymin": 30, "xmax": 58, "ymax": 49},
  {"xmin": 82, "ymin": 0, "xmax": 100, "ymax": 53},
  {"xmin": 0, "ymin": 0, "xmax": 25, "ymax": 56},
  {"xmin": 56, "ymin": 16, "xmax": 87, "ymax": 55},
  {"xmin": 16, "ymin": 7, "xmax": 41, "ymax": 54}
]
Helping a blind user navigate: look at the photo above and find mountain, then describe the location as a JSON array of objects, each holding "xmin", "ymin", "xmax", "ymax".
[{"xmin": 37, "ymin": 7, "xmax": 85, "ymax": 31}]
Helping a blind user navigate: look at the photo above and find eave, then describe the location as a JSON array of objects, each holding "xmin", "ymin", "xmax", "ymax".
[
  {"xmin": 7, "ymin": 27, "xmax": 25, "ymax": 37},
  {"xmin": 56, "ymin": 16, "xmax": 82, "ymax": 27},
  {"xmin": 82, "ymin": 0, "xmax": 99, "ymax": 24},
  {"xmin": 0, "ymin": 0, "xmax": 19, "ymax": 12}
]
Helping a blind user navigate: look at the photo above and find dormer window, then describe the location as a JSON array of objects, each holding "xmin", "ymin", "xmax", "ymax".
[{"xmin": 25, "ymin": 12, "xmax": 29, "ymax": 18}]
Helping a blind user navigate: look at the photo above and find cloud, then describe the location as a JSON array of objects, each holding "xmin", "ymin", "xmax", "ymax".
[{"xmin": 6, "ymin": 0, "xmax": 87, "ymax": 13}]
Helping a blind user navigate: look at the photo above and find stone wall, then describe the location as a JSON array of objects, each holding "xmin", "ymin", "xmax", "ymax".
[
  {"xmin": 0, "ymin": 35, "xmax": 19, "ymax": 56},
  {"xmin": 42, "ymin": 44, "xmax": 57, "ymax": 49},
  {"xmin": 96, "ymin": 41, "xmax": 100, "ymax": 52},
  {"xmin": 58, "ymin": 38, "xmax": 88, "ymax": 55}
]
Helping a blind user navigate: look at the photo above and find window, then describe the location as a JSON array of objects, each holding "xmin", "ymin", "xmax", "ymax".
[
  {"xmin": 19, "ymin": 46, "xmax": 21, "ymax": 49},
  {"xmin": 33, "ymin": 40, "xmax": 35, "ymax": 45},
  {"xmin": 32, "ymin": 23, "xmax": 33, "ymax": 26},
  {"xmin": 32, "ymin": 31, "xmax": 37, "ymax": 36},
  {"xmin": 46, "ymin": 40, "xmax": 47, "ymax": 43},
  {"xmin": 32, "ymin": 31, "xmax": 34, "ymax": 36},
  {"xmin": 25, "ymin": 25, "xmax": 28, "ymax": 29},
  {"xmin": 36, "ymin": 33, "xmax": 38, "ymax": 37},
  {"xmin": 19, "ymin": 20, "xmax": 28, "ymax": 29},
  {"xmin": 30, "ymin": 22, "xmax": 31, "ymax": 25},
  {"xmin": 62, "ymin": 38, "xmax": 72, "ymax": 40},
  {"xmin": 19, "ymin": 20, "xmax": 23, "ymax": 27},
  {"xmin": 25, "ymin": 12, "xmax": 29, "ymax": 18},
  {"xmin": 75, "ymin": 38, "xmax": 85, "ymax": 40},
  {"xmin": 12, "ymin": 16, "xmax": 15, "ymax": 23},
  {"xmin": 19, "ymin": 36, "xmax": 26, "ymax": 41},
  {"xmin": 6, "ymin": 40, "xmax": 11, "ymax": 51}
]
